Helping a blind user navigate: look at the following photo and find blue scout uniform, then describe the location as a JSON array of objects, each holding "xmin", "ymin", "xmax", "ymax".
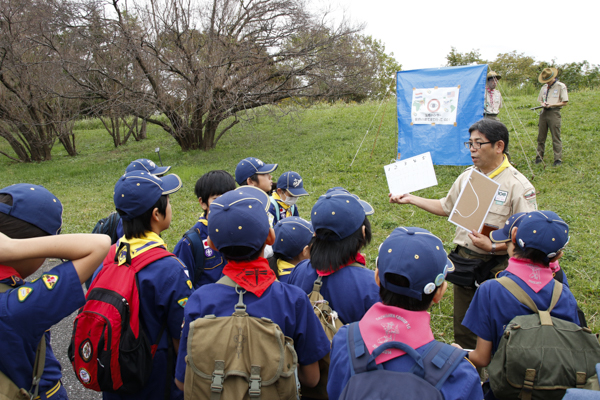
[
  {"xmin": 268, "ymin": 194, "xmax": 299, "ymax": 227},
  {"xmin": 175, "ymin": 280, "xmax": 331, "ymax": 383},
  {"xmin": 97, "ymin": 240, "xmax": 192, "ymax": 400},
  {"xmin": 173, "ymin": 216, "xmax": 226, "ymax": 289},
  {"xmin": 287, "ymin": 260, "xmax": 380, "ymax": 324},
  {"xmin": 328, "ymin": 323, "xmax": 482, "ymax": 400},
  {"xmin": 463, "ymin": 269, "xmax": 580, "ymax": 354},
  {"xmin": 0, "ymin": 261, "xmax": 84, "ymax": 399}
]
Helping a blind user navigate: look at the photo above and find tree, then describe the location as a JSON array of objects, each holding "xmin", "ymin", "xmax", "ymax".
[
  {"xmin": 445, "ymin": 47, "xmax": 486, "ymax": 67},
  {"xmin": 488, "ymin": 51, "xmax": 538, "ymax": 86}
]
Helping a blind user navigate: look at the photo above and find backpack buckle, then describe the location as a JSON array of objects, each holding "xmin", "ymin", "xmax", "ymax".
[
  {"xmin": 211, "ymin": 361, "xmax": 225, "ymax": 393},
  {"xmin": 249, "ymin": 365, "xmax": 261, "ymax": 397}
]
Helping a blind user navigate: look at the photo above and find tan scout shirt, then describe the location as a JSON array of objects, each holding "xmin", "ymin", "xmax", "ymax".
[
  {"xmin": 537, "ymin": 80, "xmax": 568, "ymax": 108},
  {"xmin": 485, "ymin": 88, "xmax": 503, "ymax": 114},
  {"xmin": 440, "ymin": 164, "xmax": 537, "ymax": 255}
]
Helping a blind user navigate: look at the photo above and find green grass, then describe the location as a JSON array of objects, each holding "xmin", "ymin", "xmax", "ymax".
[{"xmin": 1, "ymin": 91, "xmax": 599, "ymax": 339}]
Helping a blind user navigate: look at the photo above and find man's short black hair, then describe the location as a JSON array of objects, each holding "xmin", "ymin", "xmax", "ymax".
[
  {"xmin": 468, "ymin": 119, "xmax": 509, "ymax": 154},
  {"xmin": 310, "ymin": 217, "xmax": 372, "ymax": 274},
  {"xmin": 379, "ymin": 273, "xmax": 439, "ymax": 311},
  {"xmin": 0, "ymin": 194, "xmax": 49, "ymax": 239},
  {"xmin": 120, "ymin": 195, "xmax": 169, "ymax": 239},
  {"xmin": 194, "ymin": 170, "xmax": 236, "ymax": 202}
]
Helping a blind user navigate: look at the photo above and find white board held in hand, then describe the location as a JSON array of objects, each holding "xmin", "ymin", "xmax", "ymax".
[{"xmin": 385, "ymin": 152, "xmax": 438, "ymax": 195}]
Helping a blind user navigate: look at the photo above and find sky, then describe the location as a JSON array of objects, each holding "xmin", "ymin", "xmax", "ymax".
[{"xmin": 327, "ymin": 0, "xmax": 597, "ymax": 71}]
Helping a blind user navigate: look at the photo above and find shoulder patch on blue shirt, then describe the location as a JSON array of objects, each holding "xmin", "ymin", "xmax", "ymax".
[
  {"xmin": 178, "ymin": 298, "xmax": 188, "ymax": 308},
  {"xmin": 42, "ymin": 274, "xmax": 59, "ymax": 290},
  {"xmin": 17, "ymin": 286, "xmax": 33, "ymax": 302}
]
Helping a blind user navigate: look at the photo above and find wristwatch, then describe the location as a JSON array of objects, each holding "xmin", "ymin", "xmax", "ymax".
[{"xmin": 489, "ymin": 242, "xmax": 497, "ymax": 255}]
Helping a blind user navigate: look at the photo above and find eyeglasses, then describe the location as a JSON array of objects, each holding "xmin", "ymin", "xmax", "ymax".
[{"xmin": 464, "ymin": 141, "xmax": 494, "ymax": 149}]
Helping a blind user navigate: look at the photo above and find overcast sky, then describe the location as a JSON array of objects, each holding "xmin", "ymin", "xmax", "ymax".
[{"xmin": 328, "ymin": 0, "xmax": 597, "ymax": 71}]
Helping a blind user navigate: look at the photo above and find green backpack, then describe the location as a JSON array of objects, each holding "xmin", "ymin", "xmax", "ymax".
[{"xmin": 489, "ymin": 277, "xmax": 600, "ymax": 400}]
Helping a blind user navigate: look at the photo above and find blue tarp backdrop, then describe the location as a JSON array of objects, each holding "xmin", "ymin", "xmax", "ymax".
[{"xmin": 396, "ymin": 65, "xmax": 488, "ymax": 166}]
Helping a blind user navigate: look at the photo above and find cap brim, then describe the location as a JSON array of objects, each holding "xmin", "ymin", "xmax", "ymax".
[
  {"xmin": 152, "ymin": 165, "xmax": 171, "ymax": 176},
  {"xmin": 256, "ymin": 163, "xmax": 278, "ymax": 174},
  {"xmin": 359, "ymin": 199, "xmax": 374, "ymax": 216},
  {"xmin": 287, "ymin": 187, "xmax": 309, "ymax": 196},
  {"xmin": 160, "ymin": 174, "xmax": 182, "ymax": 195},
  {"xmin": 490, "ymin": 229, "xmax": 511, "ymax": 243},
  {"xmin": 446, "ymin": 257, "xmax": 455, "ymax": 273}
]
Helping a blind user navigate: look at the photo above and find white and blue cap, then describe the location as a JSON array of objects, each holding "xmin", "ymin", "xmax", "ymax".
[
  {"xmin": 490, "ymin": 212, "xmax": 529, "ymax": 243},
  {"xmin": 272, "ymin": 217, "xmax": 314, "ymax": 260},
  {"xmin": 114, "ymin": 171, "xmax": 182, "ymax": 220},
  {"xmin": 0, "ymin": 184, "xmax": 63, "ymax": 235},
  {"xmin": 377, "ymin": 227, "xmax": 454, "ymax": 301},
  {"xmin": 125, "ymin": 158, "xmax": 171, "ymax": 176},
  {"xmin": 277, "ymin": 171, "xmax": 308, "ymax": 196},
  {"xmin": 208, "ymin": 186, "xmax": 271, "ymax": 252},
  {"xmin": 515, "ymin": 210, "xmax": 569, "ymax": 260},
  {"xmin": 311, "ymin": 189, "xmax": 374, "ymax": 240},
  {"xmin": 235, "ymin": 157, "xmax": 278, "ymax": 186}
]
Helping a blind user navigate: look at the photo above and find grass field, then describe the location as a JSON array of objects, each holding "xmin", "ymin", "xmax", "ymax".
[{"xmin": 1, "ymin": 90, "xmax": 599, "ymax": 340}]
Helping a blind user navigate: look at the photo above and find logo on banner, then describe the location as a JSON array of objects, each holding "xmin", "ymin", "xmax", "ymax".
[{"xmin": 411, "ymin": 87, "xmax": 460, "ymax": 125}]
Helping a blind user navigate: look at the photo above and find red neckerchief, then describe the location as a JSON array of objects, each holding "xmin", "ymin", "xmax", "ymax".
[
  {"xmin": 487, "ymin": 87, "xmax": 495, "ymax": 109},
  {"xmin": 222, "ymin": 257, "xmax": 276, "ymax": 298},
  {"xmin": 0, "ymin": 264, "xmax": 25, "ymax": 287},
  {"xmin": 316, "ymin": 253, "xmax": 366, "ymax": 277}
]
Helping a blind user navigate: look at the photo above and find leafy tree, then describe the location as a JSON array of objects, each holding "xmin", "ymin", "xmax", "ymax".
[
  {"xmin": 488, "ymin": 51, "xmax": 539, "ymax": 86},
  {"xmin": 445, "ymin": 47, "xmax": 486, "ymax": 67}
]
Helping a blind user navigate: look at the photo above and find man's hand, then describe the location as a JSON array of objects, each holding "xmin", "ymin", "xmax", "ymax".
[
  {"xmin": 468, "ymin": 230, "xmax": 493, "ymax": 252},
  {"xmin": 389, "ymin": 193, "xmax": 412, "ymax": 204}
]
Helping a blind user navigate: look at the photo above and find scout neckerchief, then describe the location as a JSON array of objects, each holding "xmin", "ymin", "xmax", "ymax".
[
  {"xmin": 505, "ymin": 257, "xmax": 554, "ymax": 293},
  {"xmin": 272, "ymin": 192, "xmax": 294, "ymax": 219},
  {"xmin": 358, "ymin": 302, "xmax": 434, "ymax": 364},
  {"xmin": 0, "ymin": 264, "xmax": 25, "ymax": 287},
  {"xmin": 198, "ymin": 213, "xmax": 208, "ymax": 226},
  {"xmin": 544, "ymin": 79, "xmax": 556, "ymax": 103},
  {"xmin": 277, "ymin": 259, "xmax": 296, "ymax": 277},
  {"xmin": 116, "ymin": 231, "xmax": 167, "ymax": 266},
  {"xmin": 487, "ymin": 87, "xmax": 496, "ymax": 110},
  {"xmin": 487, "ymin": 154, "xmax": 510, "ymax": 180},
  {"xmin": 316, "ymin": 252, "xmax": 366, "ymax": 277},
  {"xmin": 222, "ymin": 257, "xmax": 276, "ymax": 297}
]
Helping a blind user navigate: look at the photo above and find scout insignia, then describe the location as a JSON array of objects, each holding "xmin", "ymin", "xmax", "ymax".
[
  {"xmin": 18, "ymin": 286, "xmax": 33, "ymax": 302},
  {"xmin": 202, "ymin": 239, "xmax": 214, "ymax": 258},
  {"xmin": 79, "ymin": 368, "xmax": 91, "ymax": 384},
  {"xmin": 177, "ymin": 297, "xmax": 188, "ymax": 308},
  {"xmin": 116, "ymin": 242, "xmax": 132, "ymax": 266},
  {"xmin": 186, "ymin": 280, "xmax": 193, "ymax": 289},
  {"xmin": 495, "ymin": 190, "xmax": 508, "ymax": 205},
  {"xmin": 42, "ymin": 275, "xmax": 59, "ymax": 290},
  {"xmin": 80, "ymin": 339, "xmax": 93, "ymax": 362}
]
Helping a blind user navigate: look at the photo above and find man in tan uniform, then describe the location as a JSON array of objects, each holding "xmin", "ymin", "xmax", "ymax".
[
  {"xmin": 389, "ymin": 119, "xmax": 537, "ymax": 349},
  {"xmin": 536, "ymin": 67, "xmax": 568, "ymax": 166},
  {"xmin": 484, "ymin": 71, "xmax": 502, "ymax": 121}
]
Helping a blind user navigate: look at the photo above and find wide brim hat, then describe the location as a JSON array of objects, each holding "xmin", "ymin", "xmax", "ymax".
[
  {"xmin": 487, "ymin": 71, "xmax": 501, "ymax": 80},
  {"xmin": 0, "ymin": 184, "xmax": 63, "ymax": 235},
  {"xmin": 538, "ymin": 67, "xmax": 558, "ymax": 84},
  {"xmin": 235, "ymin": 157, "xmax": 278, "ymax": 185},
  {"xmin": 277, "ymin": 171, "xmax": 308, "ymax": 196},
  {"xmin": 126, "ymin": 158, "xmax": 171, "ymax": 176}
]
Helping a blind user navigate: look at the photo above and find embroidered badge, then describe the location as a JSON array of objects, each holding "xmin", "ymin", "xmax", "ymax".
[
  {"xmin": 202, "ymin": 239, "xmax": 214, "ymax": 258},
  {"xmin": 495, "ymin": 190, "xmax": 508, "ymax": 205},
  {"xmin": 79, "ymin": 368, "xmax": 91, "ymax": 384},
  {"xmin": 293, "ymin": 178, "xmax": 302, "ymax": 188},
  {"xmin": 80, "ymin": 339, "xmax": 93, "ymax": 363},
  {"xmin": 177, "ymin": 298, "xmax": 188, "ymax": 308},
  {"xmin": 17, "ymin": 286, "xmax": 33, "ymax": 302},
  {"xmin": 186, "ymin": 280, "xmax": 192, "ymax": 289},
  {"xmin": 42, "ymin": 275, "xmax": 59, "ymax": 290}
]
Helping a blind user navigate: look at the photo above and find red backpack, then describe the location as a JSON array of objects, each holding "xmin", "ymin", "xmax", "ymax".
[{"xmin": 69, "ymin": 242, "xmax": 172, "ymax": 394}]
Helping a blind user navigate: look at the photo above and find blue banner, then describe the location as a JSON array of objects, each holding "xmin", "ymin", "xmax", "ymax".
[{"xmin": 396, "ymin": 65, "xmax": 488, "ymax": 166}]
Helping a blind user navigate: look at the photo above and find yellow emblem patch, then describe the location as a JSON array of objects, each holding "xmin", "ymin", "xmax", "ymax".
[
  {"xmin": 42, "ymin": 275, "xmax": 59, "ymax": 290},
  {"xmin": 186, "ymin": 280, "xmax": 192, "ymax": 289},
  {"xmin": 177, "ymin": 298, "xmax": 188, "ymax": 308},
  {"xmin": 17, "ymin": 287, "xmax": 33, "ymax": 302}
]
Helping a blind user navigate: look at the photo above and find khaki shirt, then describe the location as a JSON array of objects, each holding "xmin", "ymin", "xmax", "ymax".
[
  {"xmin": 537, "ymin": 80, "xmax": 568, "ymax": 108},
  {"xmin": 440, "ymin": 164, "xmax": 537, "ymax": 255},
  {"xmin": 485, "ymin": 88, "xmax": 503, "ymax": 114}
]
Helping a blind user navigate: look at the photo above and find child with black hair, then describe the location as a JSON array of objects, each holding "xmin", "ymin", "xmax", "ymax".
[
  {"xmin": 97, "ymin": 171, "xmax": 192, "ymax": 400},
  {"xmin": 173, "ymin": 170, "xmax": 236, "ymax": 288},
  {"xmin": 268, "ymin": 171, "xmax": 309, "ymax": 226},
  {"xmin": 270, "ymin": 216, "xmax": 313, "ymax": 282},
  {"xmin": 327, "ymin": 227, "xmax": 482, "ymax": 400},
  {"xmin": 234, "ymin": 157, "xmax": 278, "ymax": 193},
  {"xmin": 174, "ymin": 186, "xmax": 330, "ymax": 394},
  {"xmin": 0, "ymin": 184, "xmax": 111, "ymax": 400}
]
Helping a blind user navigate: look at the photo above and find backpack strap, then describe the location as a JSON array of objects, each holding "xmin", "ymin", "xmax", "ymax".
[
  {"xmin": 497, "ymin": 277, "xmax": 564, "ymax": 326},
  {"xmin": 415, "ymin": 341, "xmax": 467, "ymax": 390},
  {"xmin": 312, "ymin": 275, "xmax": 323, "ymax": 293},
  {"xmin": 269, "ymin": 197, "xmax": 281, "ymax": 223},
  {"xmin": 216, "ymin": 276, "xmax": 248, "ymax": 316},
  {"xmin": 183, "ymin": 227, "xmax": 206, "ymax": 286}
]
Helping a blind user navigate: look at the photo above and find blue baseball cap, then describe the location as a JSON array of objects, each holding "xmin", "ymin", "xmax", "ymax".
[
  {"xmin": 235, "ymin": 157, "xmax": 278, "ymax": 185},
  {"xmin": 272, "ymin": 217, "xmax": 314, "ymax": 260},
  {"xmin": 0, "ymin": 184, "xmax": 63, "ymax": 235},
  {"xmin": 377, "ymin": 227, "xmax": 454, "ymax": 300},
  {"xmin": 515, "ymin": 210, "xmax": 569, "ymax": 259},
  {"xmin": 208, "ymin": 186, "xmax": 271, "ymax": 252},
  {"xmin": 277, "ymin": 171, "xmax": 308, "ymax": 196},
  {"xmin": 125, "ymin": 158, "xmax": 171, "ymax": 176},
  {"xmin": 114, "ymin": 171, "xmax": 182, "ymax": 220},
  {"xmin": 325, "ymin": 187, "xmax": 374, "ymax": 215},
  {"xmin": 311, "ymin": 189, "xmax": 374, "ymax": 240},
  {"xmin": 490, "ymin": 212, "xmax": 528, "ymax": 243}
]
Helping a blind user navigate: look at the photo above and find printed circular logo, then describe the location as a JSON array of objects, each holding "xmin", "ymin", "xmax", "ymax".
[
  {"xmin": 434, "ymin": 273, "xmax": 445, "ymax": 287},
  {"xmin": 79, "ymin": 339, "xmax": 93, "ymax": 363},
  {"xmin": 204, "ymin": 247, "xmax": 213, "ymax": 257},
  {"xmin": 427, "ymin": 99, "xmax": 441, "ymax": 112},
  {"xmin": 423, "ymin": 282, "xmax": 436, "ymax": 295},
  {"xmin": 79, "ymin": 368, "xmax": 91, "ymax": 384}
]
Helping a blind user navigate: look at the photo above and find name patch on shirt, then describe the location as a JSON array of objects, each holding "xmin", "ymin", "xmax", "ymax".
[{"xmin": 495, "ymin": 190, "xmax": 508, "ymax": 205}]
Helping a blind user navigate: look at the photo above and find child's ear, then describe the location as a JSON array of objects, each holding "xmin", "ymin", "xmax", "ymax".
[
  {"xmin": 206, "ymin": 237, "xmax": 218, "ymax": 252},
  {"xmin": 265, "ymin": 228, "xmax": 276, "ymax": 246},
  {"xmin": 511, "ymin": 226, "xmax": 518, "ymax": 244},
  {"xmin": 432, "ymin": 281, "xmax": 448, "ymax": 304},
  {"xmin": 550, "ymin": 250, "xmax": 564, "ymax": 263},
  {"xmin": 246, "ymin": 177, "xmax": 255, "ymax": 187},
  {"xmin": 374, "ymin": 267, "xmax": 381, "ymax": 287},
  {"xmin": 301, "ymin": 245, "xmax": 311, "ymax": 260},
  {"xmin": 151, "ymin": 207, "xmax": 161, "ymax": 222},
  {"xmin": 198, "ymin": 198, "xmax": 208, "ymax": 212}
]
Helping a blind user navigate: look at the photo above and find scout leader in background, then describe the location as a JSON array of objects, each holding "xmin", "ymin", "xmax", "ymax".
[
  {"xmin": 389, "ymin": 119, "xmax": 537, "ymax": 350},
  {"xmin": 484, "ymin": 71, "xmax": 503, "ymax": 121},
  {"xmin": 536, "ymin": 67, "xmax": 568, "ymax": 167}
]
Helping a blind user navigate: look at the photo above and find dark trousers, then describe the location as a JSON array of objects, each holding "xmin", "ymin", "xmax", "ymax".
[{"xmin": 537, "ymin": 108, "xmax": 562, "ymax": 162}]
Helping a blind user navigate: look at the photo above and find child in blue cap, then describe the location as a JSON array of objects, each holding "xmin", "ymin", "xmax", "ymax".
[
  {"xmin": 268, "ymin": 171, "xmax": 309, "ymax": 226},
  {"xmin": 461, "ymin": 211, "xmax": 580, "ymax": 384},
  {"xmin": 174, "ymin": 186, "xmax": 330, "ymax": 392},
  {"xmin": 173, "ymin": 170, "xmax": 236, "ymax": 289},
  {"xmin": 327, "ymin": 227, "xmax": 482, "ymax": 400},
  {"xmin": 270, "ymin": 216, "xmax": 313, "ymax": 282},
  {"xmin": 0, "ymin": 184, "xmax": 111, "ymax": 400},
  {"xmin": 98, "ymin": 171, "xmax": 192, "ymax": 400},
  {"xmin": 235, "ymin": 157, "xmax": 278, "ymax": 193}
]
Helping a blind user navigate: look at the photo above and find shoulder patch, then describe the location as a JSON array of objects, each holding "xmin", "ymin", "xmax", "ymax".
[
  {"xmin": 524, "ymin": 190, "xmax": 536, "ymax": 200},
  {"xmin": 186, "ymin": 280, "xmax": 192, "ymax": 289},
  {"xmin": 177, "ymin": 297, "xmax": 188, "ymax": 308},
  {"xmin": 17, "ymin": 286, "xmax": 33, "ymax": 302},
  {"xmin": 42, "ymin": 275, "xmax": 59, "ymax": 290}
]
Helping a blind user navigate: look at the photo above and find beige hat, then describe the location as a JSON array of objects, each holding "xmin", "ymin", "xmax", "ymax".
[
  {"xmin": 487, "ymin": 71, "xmax": 501, "ymax": 80},
  {"xmin": 538, "ymin": 67, "xmax": 558, "ymax": 84}
]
